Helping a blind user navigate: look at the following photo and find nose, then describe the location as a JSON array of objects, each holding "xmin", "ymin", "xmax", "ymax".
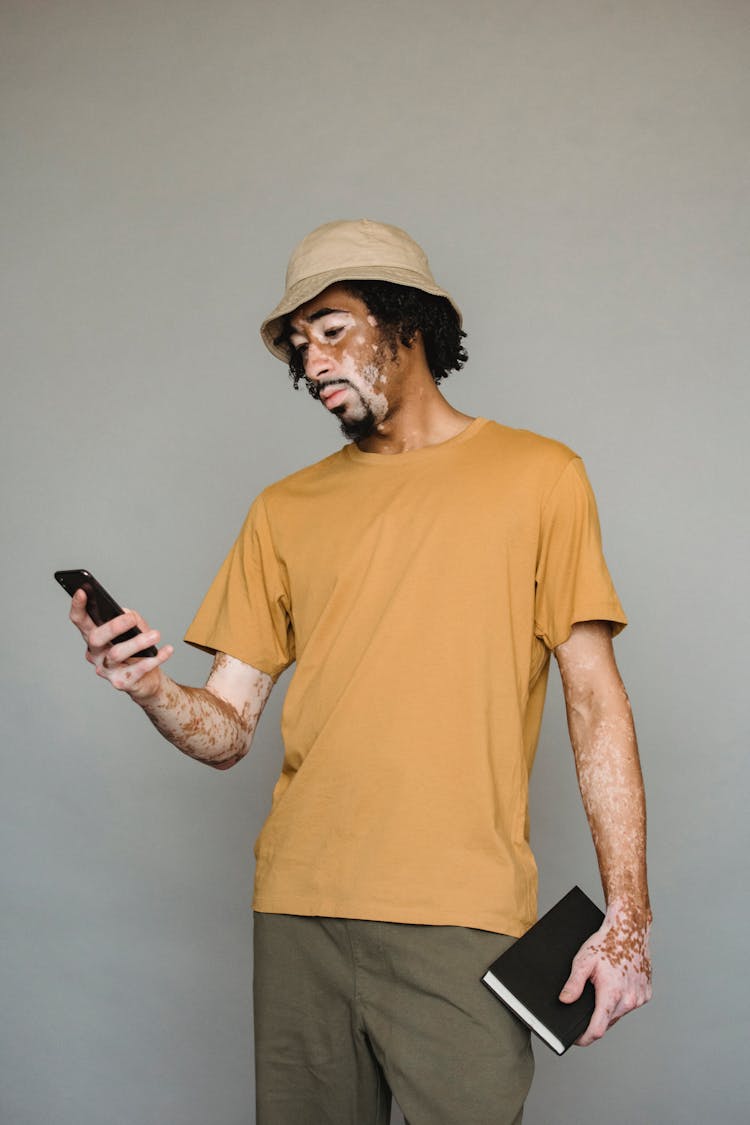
[{"xmin": 303, "ymin": 339, "xmax": 331, "ymax": 383}]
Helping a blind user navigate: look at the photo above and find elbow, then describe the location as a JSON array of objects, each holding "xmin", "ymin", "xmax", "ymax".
[
  {"xmin": 208, "ymin": 757, "xmax": 239, "ymax": 771},
  {"xmin": 201, "ymin": 710, "xmax": 257, "ymax": 771},
  {"xmin": 207, "ymin": 744, "xmax": 249, "ymax": 770}
]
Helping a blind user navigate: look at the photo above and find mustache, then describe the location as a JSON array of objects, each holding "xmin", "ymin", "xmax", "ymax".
[{"xmin": 305, "ymin": 377, "xmax": 352, "ymax": 401}]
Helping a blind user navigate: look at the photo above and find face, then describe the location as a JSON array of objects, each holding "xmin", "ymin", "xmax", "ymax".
[{"xmin": 288, "ymin": 284, "xmax": 401, "ymax": 441}]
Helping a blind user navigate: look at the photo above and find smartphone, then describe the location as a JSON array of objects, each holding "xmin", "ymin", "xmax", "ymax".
[{"xmin": 55, "ymin": 569, "xmax": 158, "ymax": 658}]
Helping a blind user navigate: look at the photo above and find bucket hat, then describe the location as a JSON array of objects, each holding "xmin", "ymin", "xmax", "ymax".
[{"xmin": 260, "ymin": 218, "xmax": 462, "ymax": 362}]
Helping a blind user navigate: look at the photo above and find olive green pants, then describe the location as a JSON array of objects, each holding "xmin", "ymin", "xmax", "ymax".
[{"xmin": 253, "ymin": 913, "xmax": 534, "ymax": 1125}]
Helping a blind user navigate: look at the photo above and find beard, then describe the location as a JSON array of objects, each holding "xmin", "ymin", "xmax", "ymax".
[
  {"xmin": 337, "ymin": 405, "xmax": 378, "ymax": 442},
  {"xmin": 308, "ymin": 348, "xmax": 391, "ymax": 443},
  {"xmin": 314, "ymin": 380, "xmax": 380, "ymax": 442}
]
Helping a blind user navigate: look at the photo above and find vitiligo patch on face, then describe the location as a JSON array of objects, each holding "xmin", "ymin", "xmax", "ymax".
[
  {"xmin": 287, "ymin": 289, "xmax": 412, "ymax": 442},
  {"xmin": 335, "ymin": 352, "xmax": 388, "ymax": 422}
]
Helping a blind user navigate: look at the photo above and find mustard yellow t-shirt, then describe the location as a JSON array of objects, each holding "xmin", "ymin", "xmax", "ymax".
[{"xmin": 185, "ymin": 418, "xmax": 626, "ymax": 937}]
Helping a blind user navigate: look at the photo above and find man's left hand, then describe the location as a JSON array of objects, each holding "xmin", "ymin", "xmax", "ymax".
[{"xmin": 559, "ymin": 898, "xmax": 652, "ymax": 1046}]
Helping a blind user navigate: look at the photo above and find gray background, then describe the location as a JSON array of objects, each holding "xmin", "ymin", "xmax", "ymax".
[{"xmin": 2, "ymin": 1, "xmax": 747, "ymax": 1122}]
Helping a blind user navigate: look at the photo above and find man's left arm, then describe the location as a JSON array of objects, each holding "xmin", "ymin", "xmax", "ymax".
[{"xmin": 554, "ymin": 620, "xmax": 653, "ymax": 1046}]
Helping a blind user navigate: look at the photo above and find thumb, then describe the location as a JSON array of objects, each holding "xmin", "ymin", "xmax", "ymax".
[{"xmin": 559, "ymin": 962, "xmax": 588, "ymax": 1004}]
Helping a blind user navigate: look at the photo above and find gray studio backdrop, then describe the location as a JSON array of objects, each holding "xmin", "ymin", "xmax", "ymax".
[{"xmin": 2, "ymin": 2, "xmax": 748, "ymax": 1123}]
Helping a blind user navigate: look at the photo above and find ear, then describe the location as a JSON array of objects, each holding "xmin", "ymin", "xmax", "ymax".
[{"xmin": 399, "ymin": 325, "xmax": 421, "ymax": 350}]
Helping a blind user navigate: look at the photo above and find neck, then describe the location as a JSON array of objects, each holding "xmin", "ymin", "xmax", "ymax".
[{"xmin": 355, "ymin": 358, "xmax": 474, "ymax": 455}]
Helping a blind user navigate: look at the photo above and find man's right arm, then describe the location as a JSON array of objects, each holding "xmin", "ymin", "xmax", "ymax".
[{"xmin": 69, "ymin": 589, "xmax": 274, "ymax": 769}]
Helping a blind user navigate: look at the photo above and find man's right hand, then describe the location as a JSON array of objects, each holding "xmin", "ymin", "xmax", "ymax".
[
  {"xmin": 69, "ymin": 588, "xmax": 174, "ymax": 703},
  {"xmin": 69, "ymin": 590, "xmax": 273, "ymax": 768}
]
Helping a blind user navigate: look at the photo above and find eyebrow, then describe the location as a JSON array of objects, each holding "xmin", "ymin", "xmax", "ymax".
[{"xmin": 289, "ymin": 307, "xmax": 349, "ymax": 334}]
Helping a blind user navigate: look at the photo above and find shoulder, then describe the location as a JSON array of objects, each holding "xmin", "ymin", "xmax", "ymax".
[
  {"xmin": 481, "ymin": 419, "xmax": 576, "ymax": 461},
  {"xmin": 252, "ymin": 446, "xmax": 350, "ymax": 514},
  {"xmin": 477, "ymin": 419, "xmax": 580, "ymax": 487}
]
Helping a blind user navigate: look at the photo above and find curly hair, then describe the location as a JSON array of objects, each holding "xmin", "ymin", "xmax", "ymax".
[{"xmin": 276, "ymin": 280, "xmax": 468, "ymax": 391}]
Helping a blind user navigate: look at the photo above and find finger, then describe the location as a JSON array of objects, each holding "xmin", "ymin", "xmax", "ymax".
[
  {"xmin": 87, "ymin": 611, "xmax": 140, "ymax": 651},
  {"xmin": 608, "ymin": 988, "xmax": 647, "ymax": 1021},
  {"xmin": 575, "ymin": 992, "xmax": 616, "ymax": 1046},
  {"xmin": 121, "ymin": 607, "xmax": 151, "ymax": 633},
  {"xmin": 69, "ymin": 588, "xmax": 96, "ymax": 634},
  {"xmin": 107, "ymin": 629, "xmax": 162, "ymax": 664},
  {"xmin": 106, "ymin": 644, "xmax": 174, "ymax": 692},
  {"xmin": 575, "ymin": 976, "xmax": 652, "ymax": 1046}
]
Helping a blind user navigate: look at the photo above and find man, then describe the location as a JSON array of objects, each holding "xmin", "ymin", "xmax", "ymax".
[{"xmin": 70, "ymin": 219, "xmax": 652, "ymax": 1124}]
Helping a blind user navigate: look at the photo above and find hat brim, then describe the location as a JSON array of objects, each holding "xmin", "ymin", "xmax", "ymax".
[{"xmin": 260, "ymin": 266, "xmax": 462, "ymax": 362}]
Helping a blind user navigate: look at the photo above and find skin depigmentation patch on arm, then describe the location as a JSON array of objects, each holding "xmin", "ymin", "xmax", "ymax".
[
  {"xmin": 142, "ymin": 653, "xmax": 273, "ymax": 769},
  {"xmin": 588, "ymin": 898, "xmax": 652, "ymax": 978},
  {"xmin": 555, "ymin": 621, "xmax": 652, "ymax": 1044}
]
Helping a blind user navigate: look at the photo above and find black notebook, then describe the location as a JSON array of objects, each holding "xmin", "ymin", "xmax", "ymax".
[{"xmin": 481, "ymin": 886, "xmax": 604, "ymax": 1055}]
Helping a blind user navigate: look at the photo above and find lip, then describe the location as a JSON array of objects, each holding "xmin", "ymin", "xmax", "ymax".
[{"xmin": 320, "ymin": 386, "xmax": 349, "ymax": 410}]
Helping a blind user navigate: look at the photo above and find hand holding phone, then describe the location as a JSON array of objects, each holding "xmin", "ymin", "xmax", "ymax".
[
  {"xmin": 58, "ymin": 568, "xmax": 173, "ymax": 700},
  {"xmin": 55, "ymin": 569, "xmax": 158, "ymax": 657}
]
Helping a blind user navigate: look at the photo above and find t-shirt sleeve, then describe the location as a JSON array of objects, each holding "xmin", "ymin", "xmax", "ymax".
[
  {"xmin": 184, "ymin": 494, "xmax": 295, "ymax": 679},
  {"xmin": 534, "ymin": 457, "xmax": 627, "ymax": 651}
]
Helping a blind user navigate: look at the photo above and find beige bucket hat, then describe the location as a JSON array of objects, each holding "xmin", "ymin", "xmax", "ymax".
[{"xmin": 260, "ymin": 218, "xmax": 462, "ymax": 362}]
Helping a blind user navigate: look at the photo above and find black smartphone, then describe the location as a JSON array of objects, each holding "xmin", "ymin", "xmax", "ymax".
[{"xmin": 55, "ymin": 569, "xmax": 158, "ymax": 658}]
